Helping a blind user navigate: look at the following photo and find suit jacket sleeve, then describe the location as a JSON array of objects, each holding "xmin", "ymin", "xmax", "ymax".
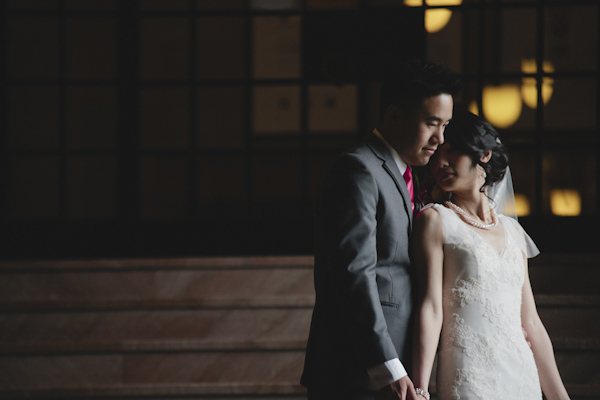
[{"xmin": 316, "ymin": 152, "xmax": 401, "ymax": 369}]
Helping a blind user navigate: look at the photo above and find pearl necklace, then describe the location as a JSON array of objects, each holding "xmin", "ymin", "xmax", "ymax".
[{"xmin": 444, "ymin": 200, "xmax": 498, "ymax": 230}]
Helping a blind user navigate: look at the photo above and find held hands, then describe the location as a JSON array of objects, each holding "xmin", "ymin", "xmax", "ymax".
[{"xmin": 375, "ymin": 376, "xmax": 421, "ymax": 400}]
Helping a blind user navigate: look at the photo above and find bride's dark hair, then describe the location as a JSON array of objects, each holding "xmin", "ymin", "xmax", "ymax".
[{"xmin": 444, "ymin": 111, "xmax": 509, "ymax": 192}]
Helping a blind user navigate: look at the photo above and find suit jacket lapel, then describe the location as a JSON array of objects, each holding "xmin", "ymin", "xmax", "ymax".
[{"xmin": 366, "ymin": 134, "xmax": 414, "ymax": 228}]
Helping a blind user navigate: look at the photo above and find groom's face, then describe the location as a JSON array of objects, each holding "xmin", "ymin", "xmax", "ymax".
[{"xmin": 392, "ymin": 94, "xmax": 454, "ymax": 167}]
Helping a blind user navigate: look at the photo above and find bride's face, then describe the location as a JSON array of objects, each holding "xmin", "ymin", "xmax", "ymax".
[{"xmin": 430, "ymin": 142, "xmax": 482, "ymax": 193}]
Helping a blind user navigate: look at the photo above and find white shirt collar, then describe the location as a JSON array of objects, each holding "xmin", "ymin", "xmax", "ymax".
[{"xmin": 373, "ymin": 128, "xmax": 408, "ymax": 175}]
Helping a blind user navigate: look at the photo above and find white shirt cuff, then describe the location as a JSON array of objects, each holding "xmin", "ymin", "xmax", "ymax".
[{"xmin": 367, "ymin": 358, "xmax": 407, "ymax": 390}]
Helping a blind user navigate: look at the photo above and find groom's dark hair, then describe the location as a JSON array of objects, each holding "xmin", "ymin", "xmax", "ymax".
[{"xmin": 378, "ymin": 59, "xmax": 462, "ymax": 121}]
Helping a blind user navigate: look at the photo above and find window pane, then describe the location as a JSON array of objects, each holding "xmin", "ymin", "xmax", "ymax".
[
  {"xmin": 501, "ymin": 8, "xmax": 536, "ymax": 73},
  {"xmin": 253, "ymin": 86, "xmax": 300, "ymax": 135},
  {"xmin": 197, "ymin": 86, "xmax": 245, "ymax": 149},
  {"xmin": 253, "ymin": 154, "xmax": 301, "ymax": 201},
  {"xmin": 427, "ymin": 9, "xmax": 462, "ymax": 73},
  {"xmin": 141, "ymin": 157, "xmax": 189, "ymax": 219},
  {"xmin": 369, "ymin": 0, "xmax": 403, "ymax": 5},
  {"xmin": 8, "ymin": 17, "xmax": 59, "ymax": 79},
  {"xmin": 7, "ymin": 0, "xmax": 58, "ymax": 9},
  {"xmin": 308, "ymin": 84, "xmax": 357, "ymax": 134},
  {"xmin": 67, "ymin": 156, "xmax": 116, "ymax": 218},
  {"xmin": 140, "ymin": 0, "xmax": 189, "ymax": 10},
  {"xmin": 307, "ymin": 0, "xmax": 358, "ymax": 9},
  {"xmin": 67, "ymin": 17, "xmax": 116, "ymax": 80},
  {"xmin": 140, "ymin": 18, "xmax": 190, "ymax": 80},
  {"xmin": 308, "ymin": 154, "xmax": 336, "ymax": 202},
  {"xmin": 253, "ymin": 16, "xmax": 301, "ymax": 79},
  {"xmin": 197, "ymin": 17, "xmax": 246, "ymax": 80},
  {"xmin": 65, "ymin": 0, "xmax": 115, "ymax": 10},
  {"xmin": 197, "ymin": 156, "xmax": 246, "ymax": 216},
  {"xmin": 367, "ymin": 82, "xmax": 381, "ymax": 131},
  {"xmin": 8, "ymin": 87, "xmax": 60, "ymax": 150},
  {"xmin": 141, "ymin": 87, "xmax": 190, "ymax": 149},
  {"xmin": 7, "ymin": 156, "xmax": 59, "ymax": 219},
  {"xmin": 506, "ymin": 149, "xmax": 537, "ymax": 216},
  {"xmin": 545, "ymin": 6, "xmax": 598, "ymax": 71},
  {"xmin": 67, "ymin": 87, "xmax": 116, "ymax": 149},
  {"xmin": 252, "ymin": 0, "xmax": 300, "ymax": 10},
  {"xmin": 543, "ymin": 150, "xmax": 595, "ymax": 216},
  {"xmin": 303, "ymin": 12, "xmax": 360, "ymax": 82},
  {"xmin": 197, "ymin": 0, "xmax": 245, "ymax": 10},
  {"xmin": 462, "ymin": 8, "xmax": 482, "ymax": 76},
  {"xmin": 543, "ymin": 78, "xmax": 596, "ymax": 132},
  {"xmin": 474, "ymin": 79, "xmax": 530, "ymax": 132}
]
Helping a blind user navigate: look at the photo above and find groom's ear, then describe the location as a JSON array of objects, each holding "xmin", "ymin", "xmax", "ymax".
[{"xmin": 480, "ymin": 150, "xmax": 492, "ymax": 163}]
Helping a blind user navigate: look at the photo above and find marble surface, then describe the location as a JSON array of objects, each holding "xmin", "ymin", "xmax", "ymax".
[{"xmin": 0, "ymin": 254, "xmax": 598, "ymax": 399}]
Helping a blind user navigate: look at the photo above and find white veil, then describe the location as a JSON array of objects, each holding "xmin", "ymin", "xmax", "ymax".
[
  {"xmin": 488, "ymin": 166, "xmax": 518, "ymax": 221},
  {"xmin": 488, "ymin": 167, "xmax": 540, "ymax": 257}
]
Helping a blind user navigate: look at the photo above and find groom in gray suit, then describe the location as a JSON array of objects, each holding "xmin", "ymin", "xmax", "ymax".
[{"xmin": 301, "ymin": 60, "xmax": 461, "ymax": 400}]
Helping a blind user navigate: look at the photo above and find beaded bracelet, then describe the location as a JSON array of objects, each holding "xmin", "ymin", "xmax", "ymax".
[{"xmin": 415, "ymin": 387, "xmax": 431, "ymax": 400}]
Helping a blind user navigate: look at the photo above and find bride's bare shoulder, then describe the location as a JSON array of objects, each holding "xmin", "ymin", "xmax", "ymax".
[{"xmin": 415, "ymin": 204, "xmax": 443, "ymax": 231}]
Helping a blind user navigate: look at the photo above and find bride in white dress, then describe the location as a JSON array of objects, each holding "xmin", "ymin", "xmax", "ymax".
[{"xmin": 411, "ymin": 111, "xmax": 570, "ymax": 400}]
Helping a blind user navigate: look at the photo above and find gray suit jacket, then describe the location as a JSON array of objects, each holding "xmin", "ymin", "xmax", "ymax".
[{"xmin": 301, "ymin": 133, "xmax": 416, "ymax": 390}]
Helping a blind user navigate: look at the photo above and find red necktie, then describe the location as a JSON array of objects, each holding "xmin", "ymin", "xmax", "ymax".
[{"xmin": 403, "ymin": 167, "xmax": 415, "ymax": 212}]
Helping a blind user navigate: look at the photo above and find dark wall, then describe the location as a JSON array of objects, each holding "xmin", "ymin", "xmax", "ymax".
[{"xmin": 2, "ymin": 1, "xmax": 426, "ymax": 259}]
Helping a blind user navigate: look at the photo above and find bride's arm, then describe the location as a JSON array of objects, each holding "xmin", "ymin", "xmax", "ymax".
[
  {"xmin": 411, "ymin": 208, "xmax": 444, "ymax": 396},
  {"xmin": 521, "ymin": 255, "xmax": 570, "ymax": 400}
]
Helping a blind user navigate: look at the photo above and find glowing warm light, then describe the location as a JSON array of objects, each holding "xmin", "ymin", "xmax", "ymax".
[
  {"xmin": 501, "ymin": 193, "xmax": 529, "ymax": 217},
  {"xmin": 521, "ymin": 59, "xmax": 555, "ymax": 109},
  {"xmin": 482, "ymin": 85, "xmax": 522, "ymax": 129},
  {"xmin": 404, "ymin": 0, "xmax": 463, "ymax": 33},
  {"xmin": 550, "ymin": 189, "xmax": 581, "ymax": 216},
  {"xmin": 469, "ymin": 100, "xmax": 479, "ymax": 116},
  {"xmin": 513, "ymin": 193, "xmax": 531, "ymax": 217}
]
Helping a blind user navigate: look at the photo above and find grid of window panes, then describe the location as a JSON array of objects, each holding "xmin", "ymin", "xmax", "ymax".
[
  {"xmin": 426, "ymin": 0, "xmax": 599, "ymax": 218},
  {"xmin": 3, "ymin": 0, "xmax": 598, "ymax": 257},
  {"xmin": 3, "ymin": 0, "xmax": 423, "ymax": 225}
]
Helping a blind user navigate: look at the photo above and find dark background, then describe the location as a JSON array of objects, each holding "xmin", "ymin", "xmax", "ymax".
[{"xmin": 2, "ymin": 0, "xmax": 599, "ymax": 259}]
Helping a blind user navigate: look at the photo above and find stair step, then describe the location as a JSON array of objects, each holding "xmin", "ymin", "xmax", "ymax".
[
  {"xmin": 2, "ymin": 385, "xmax": 599, "ymax": 400},
  {"xmin": 1, "ymin": 306, "xmax": 597, "ymax": 353},
  {"xmin": 535, "ymin": 294, "xmax": 600, "ymax": 307},
  {"xmin": 529, "ymin": 254, "xmax": 600, "ymax": 295},
  {"xmin": 0, "ymin": 383, "xmax": 306, "ymax": 400},
  {"xmin": 562, "ymin": 384, "xmax": 600, "ymax": 399},
  {"xmin": 2, "ymin": 294, "xmax": 596, "ymax": 310},
  {"xmin": 0, "ymin": 268, "xmax": 315, "ymax": 310},
  {"xmin": 0, "ymin": 256, "xmax": 315, "ymax": 272},
  {"xmin": 0, "ymin": 254, "xmax": 597, "ymax": 400},
  {"xmin": 538, "ymin": 308, "xmax": 600, "ymax": 343},
  {"xmin": 0, "ymin": 350, "xmax": 597, "ymax": 398},
  {"xmin": 0, "ymin": 309, "xmax": 312, "ymax": 354},
  {"xmin": 553, "ymin": 350, "xmax": 600, "ymax": 385},
  {"xmin": 0, "ymin": 352, "xmax": 305, "ymax": 390}
]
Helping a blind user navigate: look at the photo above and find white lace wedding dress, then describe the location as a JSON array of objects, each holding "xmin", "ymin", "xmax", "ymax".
[{"xmin": 430, "ymin": 204, "xmax": 543, "ymax": 400}]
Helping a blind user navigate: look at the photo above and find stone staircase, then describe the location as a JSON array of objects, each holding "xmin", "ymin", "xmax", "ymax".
[{"xmin": 0, "ymin": 254, "xmax": 598, "ymax": 399}]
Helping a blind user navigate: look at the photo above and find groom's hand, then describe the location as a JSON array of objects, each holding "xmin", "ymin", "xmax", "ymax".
[{"xmin": 375, "ymin": 376, "xmax": 419, "ymax": 400}]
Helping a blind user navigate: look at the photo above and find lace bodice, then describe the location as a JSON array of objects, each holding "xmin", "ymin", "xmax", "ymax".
[{"xmin": 429, "ymin": 204, "xmax": 542, "ymax": 400}]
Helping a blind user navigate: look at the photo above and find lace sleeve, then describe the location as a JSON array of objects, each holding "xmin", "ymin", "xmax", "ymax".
[{"xmin": 500, "ymin": 215, "xmax": 540, "ymax": 258}]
